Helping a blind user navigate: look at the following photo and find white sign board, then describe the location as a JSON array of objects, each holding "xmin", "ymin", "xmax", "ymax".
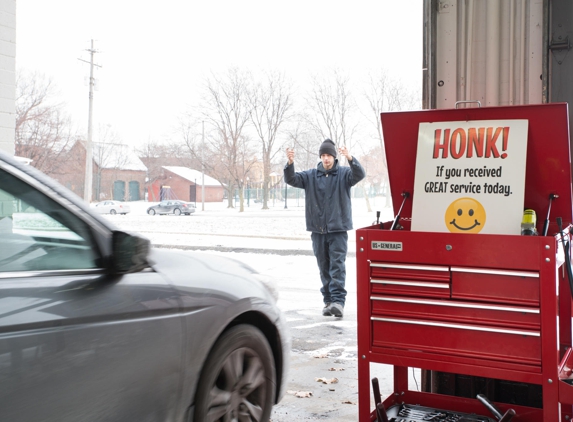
[{"xmin": 411, "ymin": 119, "xmax": 529, "ymax": 235}]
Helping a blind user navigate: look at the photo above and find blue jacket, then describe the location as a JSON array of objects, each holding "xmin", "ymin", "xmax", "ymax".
[{"xmin": 284, "ymin": 157, "xmax": 366, "ymax": 233}]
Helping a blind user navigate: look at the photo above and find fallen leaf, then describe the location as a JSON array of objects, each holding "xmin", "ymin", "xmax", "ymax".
[
  {"xmin": 294, "ymin": 391, "xmax": 313, "ymax": 398},
  {"xmin": 287, "ymin": 390, "xmax": 313, "ymax": 398},
  {"xmin": 342, "ymin": 400, "xmax": 356, "ymax": 405},
  {"xmin": 313, "ymin": 353, "xmax": 328, "ymax": 359},
  {"xmin": 315, "ymin": 377, "xmax": 339, "ymax": 384},
  {"xmin": 328, "ymin": 367, "xmax": 345, "ymax": 371}
]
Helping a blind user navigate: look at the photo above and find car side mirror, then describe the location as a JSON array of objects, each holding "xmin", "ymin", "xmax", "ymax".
[{"xmin": 110, "ymin": 231, "xmax": 150, "ymax": 274}]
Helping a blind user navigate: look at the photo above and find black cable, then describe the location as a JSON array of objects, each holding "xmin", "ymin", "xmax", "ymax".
[{"xmin": 556, "ymin": 217, "xmax": 573, "ymax": 297}]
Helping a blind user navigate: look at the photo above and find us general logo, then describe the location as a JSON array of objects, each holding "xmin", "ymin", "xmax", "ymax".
[{"xmin": 444, "ymin": 197, "xmax": 486, "ymax": 233}]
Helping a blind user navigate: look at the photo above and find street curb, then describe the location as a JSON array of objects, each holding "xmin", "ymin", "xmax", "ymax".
[{"xmin": 153, "ymin": 244, "xmax": 357, "ymax": 257}]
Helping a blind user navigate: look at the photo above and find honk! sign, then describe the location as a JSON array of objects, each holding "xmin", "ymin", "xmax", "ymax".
[{"xmin": 411, "ymin": 119, "xmax": 529, "ymax": 235}]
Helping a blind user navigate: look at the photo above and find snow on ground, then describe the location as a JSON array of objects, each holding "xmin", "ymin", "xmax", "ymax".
[{"xmin": 106, "ymin": 196, "xmax": 395, "ymax": 254}]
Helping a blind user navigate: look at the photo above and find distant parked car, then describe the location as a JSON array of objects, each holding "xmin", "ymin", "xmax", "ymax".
[
  {"xmin": 92, "ymin": 200, "xmax": 131, "ymax": 215},
  {"xmin": 147, "ymin": 200, "xmax": 196, "ymax": 216}
]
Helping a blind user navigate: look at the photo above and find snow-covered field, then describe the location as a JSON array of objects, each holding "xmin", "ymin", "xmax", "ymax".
[{"xmin": 104, "ymin": 196, "xmax": 394, "ymax": 254}]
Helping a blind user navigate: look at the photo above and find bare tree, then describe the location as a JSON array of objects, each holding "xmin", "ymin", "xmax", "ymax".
[
  {"xmin": 136, "ymin": 140, "xmax": 167, "ymax": 192},
  {"xmin": 248, "ymin": 70, "xmax": 293, "ymax": 209},
  {"xmin": 137, "ymin": 137, "xmax": 199, "ymax": 202},
  {"xmin": 201, "ymin": 68, "xmax": 254, "ymax": 211},
  {"xmin": 286, "ymin": 119, "xmax": 318, "ymax": 171},
  {"xmin": 302, "ymin": 68, "xmax": 370, "ymax": 209},
  {"xmin": 363, "ymin": 69, "xmax": 421, "ymax": 207},
  {"xmin": 91, "ymin": 125, "xmax": 130, "ymax": 200},
  {"xmin": 15, "ymin": 70, "xmax": 78, "ymax": 174},
  {"xmin": 357, "ymin": 144, "xmax": 389, "ymax": 207},
  {"xmin": 304, "ymin": 68, "xmax": 358, "ymax": 155}
]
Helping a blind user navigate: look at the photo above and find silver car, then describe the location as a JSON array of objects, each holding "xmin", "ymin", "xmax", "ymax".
[
  {"xmin": 147, "ymin": 200, "xmax": 196, "ymax": 216},
  {"xmin": 0, "ymin": 150, "xmax": 289, "ymax": 422},
  {"xmin": 92, "ymin": 200, "xmax": 131, "ymax": 215}
]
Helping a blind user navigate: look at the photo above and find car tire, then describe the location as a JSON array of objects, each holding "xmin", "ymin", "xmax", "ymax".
[
  {"xmin": 110, "ymin": 209, "xmax": 117, "ymax": 215},
  {"xmin": 148, "ymin": 209, "xmax": 156, "ymax": 215},
  {"xmin": 174, "ymin": 208, "xmax": 181, "ymax": 216},
  {"xmin": 193, "ymin": 324, "xmax": 276, "ymax": 422}
]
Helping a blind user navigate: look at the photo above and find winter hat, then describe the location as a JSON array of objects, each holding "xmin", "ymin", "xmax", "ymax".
[{"xmin": 318, "ymin": 139, "xmax": 337, "ymax": 158}]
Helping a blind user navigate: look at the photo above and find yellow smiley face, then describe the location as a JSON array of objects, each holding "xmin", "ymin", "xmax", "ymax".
[{"xmin": 445, "ymin": 197, "xmax": 486, "ymax": 233}]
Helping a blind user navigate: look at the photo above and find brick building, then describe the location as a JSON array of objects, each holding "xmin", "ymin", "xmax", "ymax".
[
  {"xmin": 149, "ymin": 166, "xmax": 224, "ymax": 203},
  {"xmin": 56, "ymin": 141, "xmax": 147, "ymax": 202}
]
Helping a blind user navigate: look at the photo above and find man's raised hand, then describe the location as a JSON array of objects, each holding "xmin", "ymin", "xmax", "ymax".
[{"xmin": 286, "ymin": 147, "xmax": 295, "ymax": 165}]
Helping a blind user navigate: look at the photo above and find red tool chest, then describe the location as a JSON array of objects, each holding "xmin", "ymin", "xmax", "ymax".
[{"xmin": 356, "ymin": 104, "xmax": 573, "ymax": 421}]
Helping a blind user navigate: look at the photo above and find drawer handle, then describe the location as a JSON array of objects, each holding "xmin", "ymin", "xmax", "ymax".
[
  {"xmin": 371, "ymin": 317, "xmax": 540, "ymax": 337},
  {"xmin": 371, "ymin": 263, "xmax": 449, "ymax": 272},
  {"xmin": 451, "ymin": 267, "xmax": 539, "ymax": 278},
  {"xmin": 371, "ymin": 279, "xmax": 450, "ymax": 289},
  {"xmin": 370, "ymin": 296, "xmax": 540, "ymax": 314}
]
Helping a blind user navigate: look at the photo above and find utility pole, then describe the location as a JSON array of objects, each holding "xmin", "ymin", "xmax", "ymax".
[{"xmin": 78, "ymin": 40, "xmax": 101, "ymax": 203}]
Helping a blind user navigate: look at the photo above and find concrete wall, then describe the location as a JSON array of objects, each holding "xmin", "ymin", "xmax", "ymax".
[{"xmin": 0, "ymin": 0, "xmax": 15, "ymax": 155}]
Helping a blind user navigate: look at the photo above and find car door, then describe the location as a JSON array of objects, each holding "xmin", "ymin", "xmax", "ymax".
[
  {"xmin": 158, "ymin": 201, "xmax": 170, "ymax": 213},
  {"xmin": 0, "ymin": 167, "xmax": 184, "ymax": 422}
]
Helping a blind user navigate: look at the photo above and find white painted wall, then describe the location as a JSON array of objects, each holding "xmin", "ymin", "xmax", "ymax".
[{"xmin": 0, "ymin": 0, "xmax": 15, "ymax": 155}]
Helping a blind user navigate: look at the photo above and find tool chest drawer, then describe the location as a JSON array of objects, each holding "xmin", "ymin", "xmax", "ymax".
[
  {"xmin": 451, "ymin": 267, "xmax": 540, "ymax": 307},
  {"xmin": 370, "ymin": 295, "xmax": 540, "ymax": 330},
  {"xmin": 370, "ymin": 262, "xmax": 451, "ymax": 299},
  {"xmin": 371, "ymin": 317, "xmax": 541, "ymax": 367}
]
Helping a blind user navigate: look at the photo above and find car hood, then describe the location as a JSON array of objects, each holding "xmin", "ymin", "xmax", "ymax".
[{"xmin": 147, "ymin": 248, "xmax": 277, "ymax": 306}]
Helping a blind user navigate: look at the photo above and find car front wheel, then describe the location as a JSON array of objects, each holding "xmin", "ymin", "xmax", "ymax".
[
  {"xmin": 148, "ymin": 209, "xmax": 156, "ymax": 215},
  {"xmin": 193, "ymin": 324, "xmax": 276, "ymax": 422}
]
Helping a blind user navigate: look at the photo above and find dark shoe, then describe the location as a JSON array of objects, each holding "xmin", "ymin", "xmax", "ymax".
[
  {"xmin": 322, "ymin": 303, "xmax": 332, "ymax": 316},
  {"xmin": 330, "ymin": 303, "xmax": 344, "ymax": 318}
]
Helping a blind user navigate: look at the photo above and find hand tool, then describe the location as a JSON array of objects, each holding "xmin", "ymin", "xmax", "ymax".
[
  {"xmin": 542, "ymin": 193, "xmax": 558, "ymax": 236},
  {"xmin": 371, "ymin": 377, "xmax": 389, "ymax": 422},
  {"xmin": 390, "ymin": 192, "xmax": 410, "ymax": 230}
]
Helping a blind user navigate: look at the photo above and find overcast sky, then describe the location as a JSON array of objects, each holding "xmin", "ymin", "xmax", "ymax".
[{"xmin": 15, "ymin": 1, "xmax": 423, "ymax": 148}]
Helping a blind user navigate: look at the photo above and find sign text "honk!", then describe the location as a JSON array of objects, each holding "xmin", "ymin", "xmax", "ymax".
[{"xmin": 433, "ymin": 127, "xmax": 510, "ymax": 159}]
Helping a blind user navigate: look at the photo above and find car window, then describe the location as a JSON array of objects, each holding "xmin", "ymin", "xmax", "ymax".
[{"xmin": 0, "ymin": 169, "xmax": 101, "ymax": 273}]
